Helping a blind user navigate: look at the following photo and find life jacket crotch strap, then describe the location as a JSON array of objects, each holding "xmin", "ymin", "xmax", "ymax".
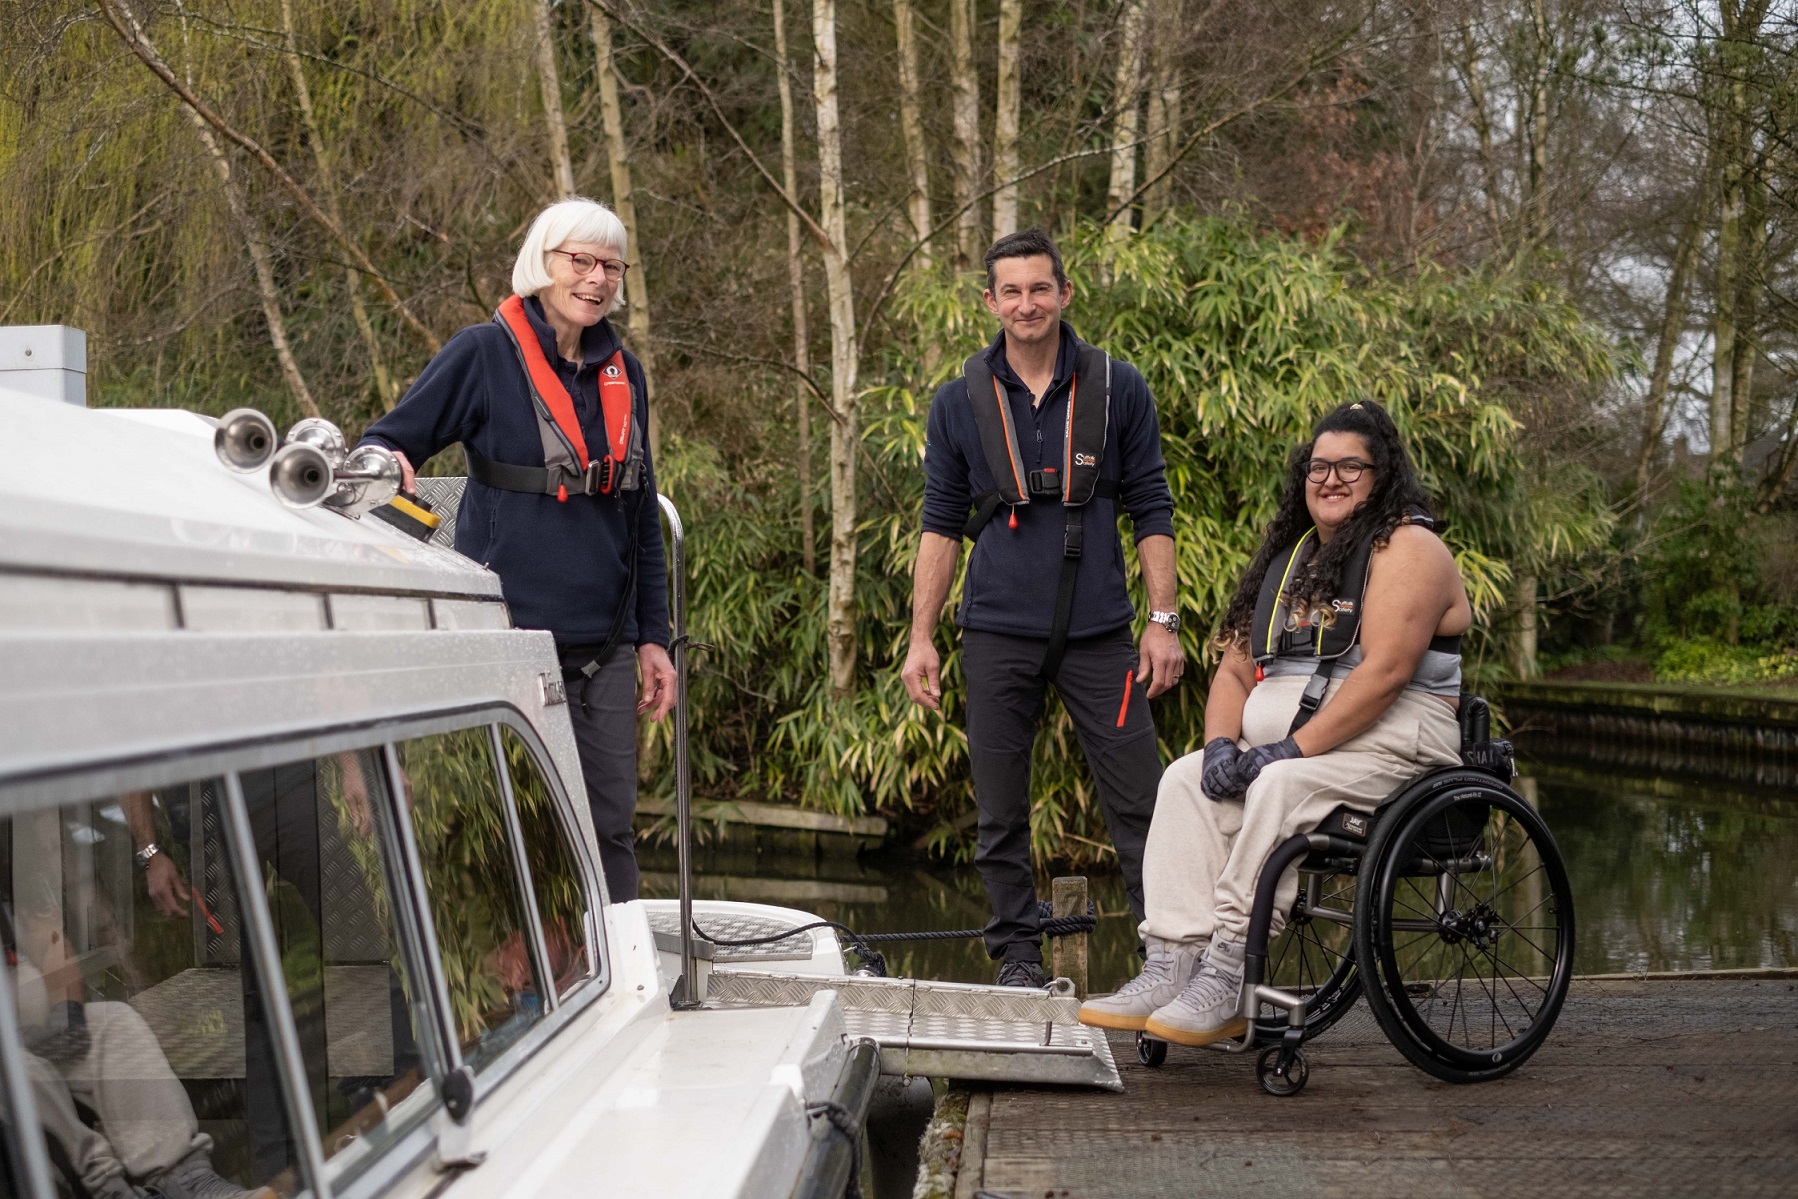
[
  {"xmin": 467, "ymin": 294, "xmax": 644, "ymax": 501},
  {"xmin": 959, "ymin": 343, "xmax": 1117, "ymax": 678}
]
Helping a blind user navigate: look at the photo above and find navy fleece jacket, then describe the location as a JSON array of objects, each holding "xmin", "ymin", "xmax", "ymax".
[
  {"xmin": 921, "ymin": 323, "xmax": 1175, "ymax": 641},
  {"xmin": 360, "ymin": 297, "xmax": 670, "ymax": 649}
]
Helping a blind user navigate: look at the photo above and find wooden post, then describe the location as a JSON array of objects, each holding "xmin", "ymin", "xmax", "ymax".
[{"xmin": 1051, "ymin": 876, "xmax": 1090, "ymax": 999}]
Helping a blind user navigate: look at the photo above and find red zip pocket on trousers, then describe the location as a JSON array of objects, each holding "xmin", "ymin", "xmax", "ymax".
[{"xmin": 1116, "ymin": 669, "xmax": 1134, "ymax": 727}]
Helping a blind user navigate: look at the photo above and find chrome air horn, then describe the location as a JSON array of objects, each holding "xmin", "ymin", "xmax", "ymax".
[{"xmin": 214, "ymin": 410, "xmax": 401, "ymax": 515}]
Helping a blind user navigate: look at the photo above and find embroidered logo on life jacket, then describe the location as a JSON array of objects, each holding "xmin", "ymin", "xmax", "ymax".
[
  {"xmin": 1332, "ymin": 599, "xmax": 1357, "ymax": 615},
  {"xmin": 604, "ymin": 363, "xmax": 622, "ymax": 378},
  {"xmin": 1074, "ymin": 452, "xmax": 1097, "ymax": 467}
]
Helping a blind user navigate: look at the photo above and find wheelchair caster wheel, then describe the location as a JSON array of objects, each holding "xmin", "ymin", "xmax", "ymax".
[
  {"xmin": 1255, "ymin": 1045, "xmax": 1308, "ymax": 1096},
  {"xmin": 1136, "ymin": 1031, "xmax": 1168, "ymax": 1068}
]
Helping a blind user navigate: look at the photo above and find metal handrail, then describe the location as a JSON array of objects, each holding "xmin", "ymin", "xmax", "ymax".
[{"xmin": 658, "ymin": 495, "xmax": 700, "ymax": 1006}]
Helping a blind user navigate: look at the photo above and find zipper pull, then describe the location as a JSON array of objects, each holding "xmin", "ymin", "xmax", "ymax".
[{"xmin": 1008, "ymin": 506, "xmax": 1019, "ymax": 530}]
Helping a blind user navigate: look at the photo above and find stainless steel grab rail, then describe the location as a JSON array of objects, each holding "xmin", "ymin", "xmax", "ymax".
[{"xmin": 658, "ymin": 494, "xmax": 700, "ymax": 1006}]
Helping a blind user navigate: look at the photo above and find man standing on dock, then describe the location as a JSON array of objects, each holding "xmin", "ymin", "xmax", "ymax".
[{"xmin": 902, "ymin": 229, "xmax": 1184, "ymax": 987}]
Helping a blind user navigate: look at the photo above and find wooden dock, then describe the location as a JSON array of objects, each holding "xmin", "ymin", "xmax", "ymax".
[{"xmin": 938, "ymin": 976, "xmax": 1798, "ymax": 1198}]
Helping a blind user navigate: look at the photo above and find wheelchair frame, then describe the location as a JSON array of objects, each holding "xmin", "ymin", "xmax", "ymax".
[{"xmin": 1135, "ymin": 709, "xmax": 1576, "ymax": 1097}]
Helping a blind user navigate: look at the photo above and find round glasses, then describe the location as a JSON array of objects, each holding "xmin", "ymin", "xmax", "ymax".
[
  {"xmin": 1305, "ymin": 457, "xmax": 1372, "ymax": 484},
  {"xmin": 551, "ymin": 249, "xmax": 629, "ymax": 281}
]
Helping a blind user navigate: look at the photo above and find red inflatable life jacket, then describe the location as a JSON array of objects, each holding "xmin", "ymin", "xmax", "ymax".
[{"xmin": 466, "ymin": 294, "xmax": 642, "ymax": 501}]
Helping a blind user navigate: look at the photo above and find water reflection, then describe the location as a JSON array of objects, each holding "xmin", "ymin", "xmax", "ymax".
[{"xmin": 642, "ymin": 742, "xmax": 1798, "ymax": 987}]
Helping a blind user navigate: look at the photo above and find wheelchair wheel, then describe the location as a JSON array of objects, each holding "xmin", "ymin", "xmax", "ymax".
[
  {"xmin": 1253, "ymin": 868, "xmax": 1361, "ymax": 1043},
  {"xmin": 1354, "ymin": 773, "xmax": 1574, "ymax": 1084}
]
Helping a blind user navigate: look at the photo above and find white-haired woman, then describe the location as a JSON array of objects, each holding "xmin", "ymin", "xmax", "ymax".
[{"xmin": 359, "ymin": 198, "xmax": 673, "ymax": 901}]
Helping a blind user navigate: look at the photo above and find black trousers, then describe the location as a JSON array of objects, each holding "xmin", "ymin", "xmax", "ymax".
[
  {"xmin": 961, "ymin": 626, "xmax": 1161, "ymax": 963},
  {"xmin": 565, "ymin": 649, "xmax": 642, "ymax": 902}
]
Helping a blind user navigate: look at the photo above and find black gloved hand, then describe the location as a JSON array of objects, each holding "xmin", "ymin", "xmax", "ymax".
[
  {"xmin": 1200, "ymin": 738, "xmax": 1245, "ymax": 802},
  {"xmin": 1233, "ymin": 736, "xmax": 1304, "ymax": 792}
]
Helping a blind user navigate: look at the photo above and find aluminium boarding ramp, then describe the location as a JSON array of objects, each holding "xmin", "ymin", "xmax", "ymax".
[{"xmin": 650, "ymin": 907, "xmax": 1121, "ymax": 1091}]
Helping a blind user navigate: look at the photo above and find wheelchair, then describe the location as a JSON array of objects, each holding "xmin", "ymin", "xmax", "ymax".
[{"xmin": 1135, "ymin": 695, "xmax": 1575, "ymax": 1096}]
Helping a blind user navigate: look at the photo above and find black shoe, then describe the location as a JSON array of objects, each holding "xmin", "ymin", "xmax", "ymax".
[{"xmin": 996, "ymin": 959, "xmax": 1048, "ymax": 988}]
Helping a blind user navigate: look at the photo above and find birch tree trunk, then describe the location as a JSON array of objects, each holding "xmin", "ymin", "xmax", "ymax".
[
  {"xmin": 1711, "ymin": 110, "xmax": 1744, "ymax": 468},
  {"xmin": 774, "ymin": 0, "xmax": 816, "ymax": 573},
  {"xmin": 894, "ymin": 0, "xmax": 933, "ymax": 267},
  {"xmin": 189, "ymin": 114, "xmax": 318, "ymax": 419},
  {"xmin": 814, "ymin": 0, "xmax": 859, "ymax": 696},
  {"xmin": 278, "ymin": 0, "xmax": 396, "ymax": 409},
  {"xmin": 1141, "ymin": 0, "xmax": 1182, "ymax": 218},
  {"xmin": 1510, "ymin": 574, "xmax": 1539, "ymax": 680},
  {"xmin": 991, "ymin": 0, "xmax": 1022, "ymax": 239},
  {"xmin": 949, "ymin": 0, "xmax": 982, "ymax": 268},
  {"xmin": 1104, "ymin": 0, "xmax": 1148, "ymax": 246},
  {"xmin": 1522, "ymin": 0, "xmax": 1553, "ymax": 244},
  {"xmin": 590, "ymin": 6, "xmax": 660, "ymax": 463},
  {"xmin": 1634, "ymin": 180, "xmax": 1707, "ymax": 500},
  {"xmin": 531, "ymin": 0, "xmax": 575, "ymax": 196}
]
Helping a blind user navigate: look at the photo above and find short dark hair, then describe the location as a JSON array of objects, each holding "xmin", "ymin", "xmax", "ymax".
[{"xmin": 984, "ymin": 228, "xmax": 1068, "ymax": 293}]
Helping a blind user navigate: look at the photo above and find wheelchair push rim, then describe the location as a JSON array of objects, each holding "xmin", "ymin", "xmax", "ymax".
[{"xmin": 1357, "ymin": 782, "xmax": 1575, "ymax": 1081}]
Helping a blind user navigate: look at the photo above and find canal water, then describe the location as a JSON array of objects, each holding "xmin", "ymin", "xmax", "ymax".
[{"xmin": 641, "ymin": 736, "xmax": 1798, "ymax": 992}]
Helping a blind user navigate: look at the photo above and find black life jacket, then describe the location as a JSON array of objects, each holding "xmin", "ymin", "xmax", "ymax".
[
  {"xmin": 959, "ymin": 342, "xmax": 1117, "ymax": 678},
  {"xmin": 466, "ymin": 294, "xmax": 644, "ymax": 502},
  {"xmin": 1250, "ymin": 512, "xmax": 1460, "ymax": 731}
]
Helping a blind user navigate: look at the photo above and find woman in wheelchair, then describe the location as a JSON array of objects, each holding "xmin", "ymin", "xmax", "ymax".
[{"xmin": 1080, "ymin": 399, "xmax": 1473, "ymax": 1045}]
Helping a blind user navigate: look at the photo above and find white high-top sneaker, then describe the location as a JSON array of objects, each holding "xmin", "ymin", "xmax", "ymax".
[
  {"xmin": 1076, "ymin": 938, "xmax": 1206, "ymax": 1031},
  {"xmin": 1143, "ymin": 938, "xmax": 1249, "ymax": 1046}
]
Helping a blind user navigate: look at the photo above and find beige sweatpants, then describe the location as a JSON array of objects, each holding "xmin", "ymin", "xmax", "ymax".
[{"xmin": 1138, "ymin": 673, "xmax": 1462, "ymax": 947}]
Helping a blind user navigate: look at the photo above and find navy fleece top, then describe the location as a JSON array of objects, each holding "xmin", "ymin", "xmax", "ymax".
[
  {"xmin": 922, "ymin": 323, "xmax": 1175, "ymax": 640},
  {"xmin": 360, "ymin": 297, "xmax": 670, "ymax": 649}
]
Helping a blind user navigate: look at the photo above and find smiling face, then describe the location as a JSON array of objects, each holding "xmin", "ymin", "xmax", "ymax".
[
  {"xmin": 539, "ymin": 239, "xmax": 623, "ymax": 334},
  {"xmin": 983, "ymin": 254, "xmax": 1073, "ymax": 347},
  {"xmin": 1305, "ymin": 430, "xmax": 1377, "ymax": 537}
]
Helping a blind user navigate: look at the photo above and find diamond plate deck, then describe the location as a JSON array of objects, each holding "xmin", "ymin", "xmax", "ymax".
[
  {"xmin": 412, "ymin": 476, "xmax": 465, "ymax": 548},
  {"xmin": 705, "ymin": 970, "xmax": 1123, "ymax": 1091},
  {"xmin": 646, "ymin": 907, "xmax": 819, "ymax": 962}
]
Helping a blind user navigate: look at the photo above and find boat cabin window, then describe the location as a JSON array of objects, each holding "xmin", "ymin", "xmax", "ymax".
[
  {"xmin": 239, "ymin": 749, "xmax": 439, "ymax": 1182},
  {"xmin": 392, "ymin": 729, "xmax": 546, "ymax": 1074},
  {"xmin": 1, "ymin": 778, "xmax": 308, "ymax": 1198},
  {"xmin": 499, "ymin": 726, "xmax": 594, "ymax": 1001}
]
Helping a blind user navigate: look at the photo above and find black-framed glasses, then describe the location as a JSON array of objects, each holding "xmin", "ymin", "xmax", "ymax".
[
  {"xmin": 551, "ymin": 249, "xmax": 629, "ymax": 280},
  {"xmin": 1305, "ymin": 457, "xmax": 1372, "ymax": 484}
]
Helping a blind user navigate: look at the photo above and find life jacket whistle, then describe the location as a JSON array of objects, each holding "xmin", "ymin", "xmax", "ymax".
[{"xmin": 466, "ymin": 294, "xmax": 644, "ymax": 498}]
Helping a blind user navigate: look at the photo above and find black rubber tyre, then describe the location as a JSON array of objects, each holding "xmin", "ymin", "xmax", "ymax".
[
  {"xmin": 1253, "ymin": 867, "xmax": 1361, "ymax": 1045},
  {"xmin": 1353, "ymin": 771, "xmax": 1575, "ymax": 1084},
  {"xmin": 1135, "ymin": 1031, "xmax": 1168, "ymax": 1068},
  {"xmin": 1255, "ymin": 1045, "xmax": 1309, "ymax": 1097}
]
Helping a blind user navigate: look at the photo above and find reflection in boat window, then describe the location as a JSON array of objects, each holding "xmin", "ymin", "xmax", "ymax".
[
  {"xmin": 237, "ymin": 750, "xmax": 439, "ymax": 1182},
  {"xmin": 4, "ymin": 779, "xmax": 303, "ymax": 1197},
  {"xmin": 394, "ymin": 729, "xmax": 545, "ymax": 1072},
  {"xmin": 499, "ymin": 726, "xmax": 594, "ymax": 1000}
]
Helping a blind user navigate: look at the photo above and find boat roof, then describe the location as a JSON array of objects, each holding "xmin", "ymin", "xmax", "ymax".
[{"xmin": 0, "ymin": 392, "xmax": 500, "ymax": 599}]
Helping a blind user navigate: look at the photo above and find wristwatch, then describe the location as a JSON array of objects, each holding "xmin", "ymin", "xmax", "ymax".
[
  {"xmin": 1148, "ymin": 610, "xmax": 1181, "ymax": 636},
  {"xmin": 134, "ymin": 842, "xmax": 161, "ymax": 870}
]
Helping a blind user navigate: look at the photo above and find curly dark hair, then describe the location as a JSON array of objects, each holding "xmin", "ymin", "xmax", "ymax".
[{"xmin": 1215, "ymin": 400, "xmax": 1435, "ymax": 650}]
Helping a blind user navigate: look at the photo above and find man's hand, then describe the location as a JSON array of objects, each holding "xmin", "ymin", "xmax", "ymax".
[
  {"xmin": 387, "ymin": 448, "xmax": 417, "ymax": 493},
  {"xmin": 637, "ymin": 643, "xmax": 677, "ymax": 721},
  {"xmin": 1136, "ymin": 621, "xmax": 1185, "ymax": 699},
  {"xmin": 902, "ymin": 639, "xmax": 944, "ymax": 711},
  {"xmin": 146, "ymin": 854, "xmax": 191, "ymax": 919}
]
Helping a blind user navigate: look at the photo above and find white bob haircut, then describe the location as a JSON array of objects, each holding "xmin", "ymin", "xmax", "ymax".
[{"xmin": 511, "ymin": 197, "xmax": 629, "ymax": 310}]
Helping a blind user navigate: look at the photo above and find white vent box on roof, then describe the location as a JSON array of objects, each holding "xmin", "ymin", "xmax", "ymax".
[{"xmin": 0, "ymin": 325, "xmax": 87, "ymax": 406}]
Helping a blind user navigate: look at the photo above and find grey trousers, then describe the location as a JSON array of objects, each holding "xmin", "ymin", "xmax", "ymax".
[
  {"xmin": 962, "ymin": 627, "xmax": 1162, "ymax": 963},
  {"xmin": 26, "ymin": 1002, "xmax": 204, "ymax": 1192},
  {"xmin": 565, "ymin": 648, "xmax": 641, "ymax": 902}
]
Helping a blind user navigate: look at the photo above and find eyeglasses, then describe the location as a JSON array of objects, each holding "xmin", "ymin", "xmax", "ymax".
[
  {"xmin": 1305, "ymin": 457, "xmax": 1372, "ymax": 484},
  {"xmin": 550, "ymin": 249, "xmax": 629, "ymax": 281}
]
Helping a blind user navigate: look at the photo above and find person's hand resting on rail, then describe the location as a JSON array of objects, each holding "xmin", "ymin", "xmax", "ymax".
[
  {"xmin": 1231, "ymin": 736, "xmax": 1304, "ymax": 791},
  {"xmin": 1200, "ymin": 738, "xmax": 1246, "ymax": 802}
]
